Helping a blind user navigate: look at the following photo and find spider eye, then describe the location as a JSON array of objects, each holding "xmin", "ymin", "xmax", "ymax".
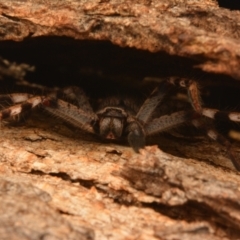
[{"xmin": 99, "ymin": 117, "xmax": 123, "ymax": 139}]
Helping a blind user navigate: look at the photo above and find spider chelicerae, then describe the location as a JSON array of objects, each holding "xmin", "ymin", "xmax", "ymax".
[{"xmin": 0, "ymin": 77, "xmax": 240, "ymax": 170}]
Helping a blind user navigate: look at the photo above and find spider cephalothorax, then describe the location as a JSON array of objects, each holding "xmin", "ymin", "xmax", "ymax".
[
  {"xmin": 0, "ymin": 78, "xmax": 240, "ymax": 170},
  {"xmin": 95, "ymin": 97, "xmax": 146, "ymax": 151},
  {"xmin": 96, "ymin": 99, "xmax": 130, "ymax": 140},
  {"xmin": 97, "ymin": 106, "xmax": 127, "ymax": 140}
]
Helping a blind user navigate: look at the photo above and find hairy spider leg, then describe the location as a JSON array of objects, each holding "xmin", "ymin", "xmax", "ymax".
[
  {"xmin": 168, "ymin": 77, "xmax": 240, "ymax": 170},
  {"xmin": 201, "ymin": 108, "xmax": 240, "ymax": 170},
  {"xmin": 202, "ymin": 108, "xmax": 240, "ymax": 122},
  {"xmin": 0, "ymin": 94, "xmax": 45, "ymax": 120},
  {"xmin": 62, "ymin": 86, "xmax": 95, "ymax": 115},
  {"xmin": 136, "ymin": 81, "xmax": 173, "ymax": 123},
  {"xmin": 0, "ymin": 93, "xmax": 97, "ymax": 134},
  {"xmin": 43, "ymin": 98, "xmax": 97, "ymax": 134},
  {"xmin": 168, "ymin": 76, "xmax": 240, "ymax": 126},
  {"xmin": 145, "ymin": 110, "xmax": 194, "ymax": 136},
  {"xmin": 168, "ymin": 77, "xmax": 202, "ymax": 114},
  {"xmin": 203, "ymin": 108, "xmax": 240, "ymax": 170},
  {"xmin": 144, "ymin": 106, "xmax": 240, "ymax": 139},
  {"xmin": 0, "ymin": 93, "xmax": 34, "ymax": 105},
  {"xmin": 127, "ymin": 81, "xmax": 173, "ymax": 152},
  {"xmin": 191, "ymin": 118, "xmax": 240, "ymax": 170},
  {"xmin": 145, "ymin": 107, "xmax": 240, "ymax": 170}
]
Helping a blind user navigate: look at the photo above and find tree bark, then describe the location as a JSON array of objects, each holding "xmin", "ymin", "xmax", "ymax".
[
  {"xmin": 1, "ymin": 0, "xmax": 240, "ymax": 239},
  {"xmin": 1, "ymin": 0, "xmax": 240, "ymax": 79}
]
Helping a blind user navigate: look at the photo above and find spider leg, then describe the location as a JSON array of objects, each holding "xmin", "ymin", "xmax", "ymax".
[
  {"xmin": 169, "ymin": 77, "xmax": 202, "ymax": 114},
  {"xmin": 127, "ymin": 111, "xmax": 194, "ymax": 152},
  {"xmin": 201, "ymin": 108, "xmax": 240, "ymax": 170},
  {"xmin": 145, "ymin": 110, "xmax": 193, "ymax": 135},
  {"xmin": 202, "ymin": 108, "xmax": 240, "ymax": 122},
  {"xmin": 136, "ymin": 81, "xmax": 173, "ymax": 124},
  {"xmin": 131, "ymin": 77, "xmax": 202, "ymax": 143},
  {"xmin": 0, "ymin": 94, "xmax": 45, "ymax": 120},
  {"xmin": 62, "ymin": 86, "xmax": 94, "ymax": 114},
  {"xmin": 0, "ymin": 93, "xmax": 34, "ymax": 105},
  {"xmin": 192, "ymin": 118, "xmax": 240, "ymax": 171},
  {"xmin": 126, "ymin": 82, "xmax": 173, "ymax": 151},
  {"xmin": 44, "ymin": 87, "xmax": 97, "ymax": 128},
  {"xmin": 146, "ymin": 109, "xmax": 240, "ymax": 170},
  {"xmin": 168, "ymin": 77, "xmax": 240, "ymax": 123},
  {"xmin": 0, "ymin": 93, "xmax": 97, "ymax": 134},
  {"xmin": 43, "ymin": 98, "xmax": 97, "ymax": 134}
]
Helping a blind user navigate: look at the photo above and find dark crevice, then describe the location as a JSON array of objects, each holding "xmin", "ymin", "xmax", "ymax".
[
  {"xmin": 26, "ymin": 151, "xmax": 46, "ymax": 159},
  {"xmin": 29, "ymin": 169, "xmax": 95, "ymax": 189},
  {"xmin": 0, "ymin": 37, "xmax": 239, "ymax": 104},
  {"xmin": 57, "ymin": 209, "xmax": 75, "ymax": 217},
  {"xmin": 217, "ymin": 0, "xmax": 240, "ymax": 10},
  {"xmin": 2, "ymin": 13, "xmax": 21, "ymax": 22},
  {"xmin": 143, "ymin": 200, "xmax": 240, "ymax": 239},
  {"xmin": 29, "ymin": 169, "xmax": 46, "ymax": 176},
  {"xmin": 94, "ymin": 181, "xmax": 240, "ymax": 239},
  {"xmin": 0, "ymin": 37, "xmax": 230, "ymax": 89}
]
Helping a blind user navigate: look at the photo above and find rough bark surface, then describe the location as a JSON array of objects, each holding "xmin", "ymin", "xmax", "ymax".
[
  {"xmin": 1, "ymin": 117, "xmax": 240, "ymax": 240},
  {"xmin": 1, "ymin": 0, "xmax": 240, "ymax": 240},
  {"xmin": 1, "ymin": 0, "xmax": 240, "ymax": 79}
]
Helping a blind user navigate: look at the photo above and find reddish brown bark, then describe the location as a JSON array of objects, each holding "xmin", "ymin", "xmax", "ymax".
[{"xmin": 1, "ymin": 1, "xmax": 240, "ymax": 239}]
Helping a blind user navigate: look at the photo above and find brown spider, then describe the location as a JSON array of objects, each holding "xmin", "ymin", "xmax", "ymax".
[{"xmin": 0, "ymin": 78, "xmax": 240, "ymax": 170}]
